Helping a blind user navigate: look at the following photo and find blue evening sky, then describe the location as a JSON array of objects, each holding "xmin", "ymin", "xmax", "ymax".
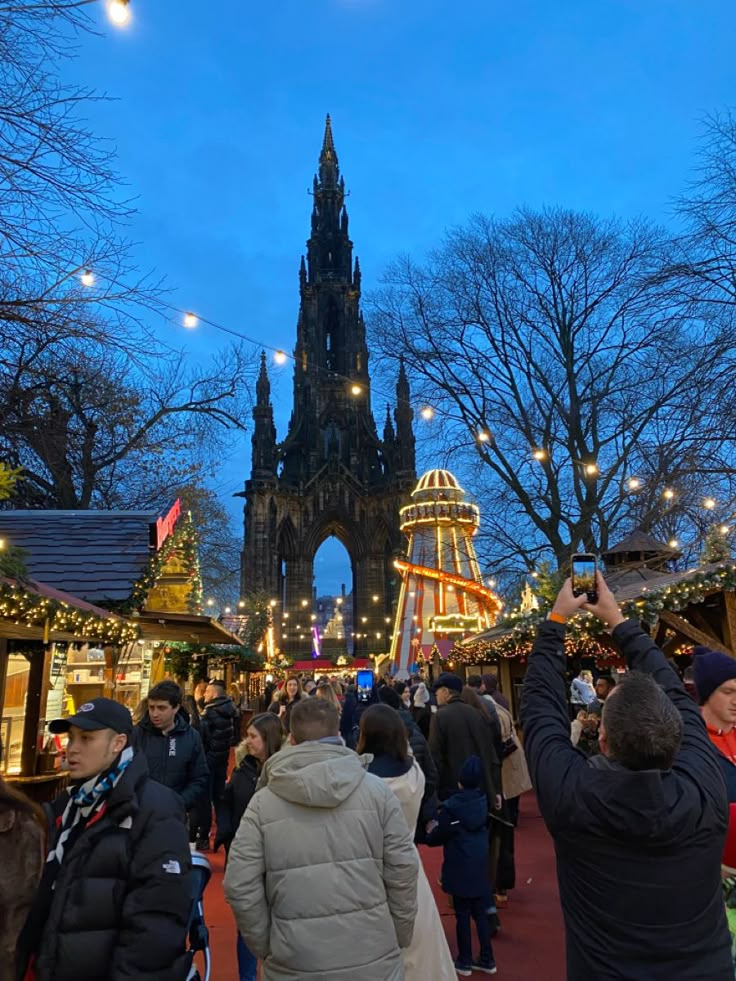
[{"xmin": 68, "ymin": 0, "xmax": 734, "ymax": 594}]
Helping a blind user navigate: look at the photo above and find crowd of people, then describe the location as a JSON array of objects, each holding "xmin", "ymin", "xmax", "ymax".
[{"xmin": 5, "ymin": 571, "xmax": 736, "ymax": 978}]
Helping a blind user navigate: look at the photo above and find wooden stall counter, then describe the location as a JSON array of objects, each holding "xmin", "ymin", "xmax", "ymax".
[{"xmin": 8, "ymin": 771, "xmax": 70, "ymax": 803}]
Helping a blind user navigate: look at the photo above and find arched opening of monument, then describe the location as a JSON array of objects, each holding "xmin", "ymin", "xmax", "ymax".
[{"xmin": 313, "ymin": 537, "xmax": 354, "ymax": 657}]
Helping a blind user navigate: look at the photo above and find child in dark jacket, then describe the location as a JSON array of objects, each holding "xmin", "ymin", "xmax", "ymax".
[{"xmin": 426, "ymin": 755, "xmax": 496, "ymax": 976}]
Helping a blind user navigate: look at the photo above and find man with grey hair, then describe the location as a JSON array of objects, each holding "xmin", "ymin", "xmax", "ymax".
[
  {"xmin": 224, "ymin": 697, "xmax": 418, "ymax": 980},
  {"xmin": 522, "ymin": 572, "xmax": 731, "ymax": 979}
]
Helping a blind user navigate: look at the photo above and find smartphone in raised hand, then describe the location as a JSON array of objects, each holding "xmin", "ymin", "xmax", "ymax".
[{"xmin": 571, "ymin": 553, "xmax": 598, "ymax": 603}]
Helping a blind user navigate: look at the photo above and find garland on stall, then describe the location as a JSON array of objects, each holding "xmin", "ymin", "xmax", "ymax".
[
  {"xmin": 126, "ymin": 512, "xmax": 203, "ymax": 614},
  {"xmin": 0, "ymin": 580, "xmax": 139, "ymax": 644},
  {"xmin": 455, "ymin": 560, "xmax": 736, "ymax": 664}
]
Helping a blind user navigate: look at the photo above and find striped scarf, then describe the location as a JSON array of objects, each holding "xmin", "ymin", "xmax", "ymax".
[{"xmin": 47, "ymin": 745, "xmax": 135, "ymax": 877}]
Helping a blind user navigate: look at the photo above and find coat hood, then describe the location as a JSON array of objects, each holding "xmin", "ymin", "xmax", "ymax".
[
  {"xmin": 261, "ymin": 741, "xmax": 368, "ymax": 808},
  {"xmin": 581, "ymin": 755, "xmax": 706, "ymax": 841},
  {"xmin": 444, "ymin": 788, "xmax": 488, "ymax": 832}
]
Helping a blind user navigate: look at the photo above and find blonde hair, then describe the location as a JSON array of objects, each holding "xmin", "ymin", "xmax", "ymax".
[{"xmin": 316, "ymin": 682, "xmax": 341, "ymax": 715}]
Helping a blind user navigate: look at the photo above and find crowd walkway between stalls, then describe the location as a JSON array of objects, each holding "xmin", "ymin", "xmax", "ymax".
[{"xmin": 201, "ymin": 794, "xmax": 566, "ymax": 981}]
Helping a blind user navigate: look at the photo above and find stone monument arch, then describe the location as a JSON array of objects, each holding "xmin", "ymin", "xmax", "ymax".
[{"xmin": 240, "ymin": 116, "xmax": 416, "ymax": 656}]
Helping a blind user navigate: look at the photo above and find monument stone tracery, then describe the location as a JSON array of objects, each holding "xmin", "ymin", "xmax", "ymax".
[{"xmin": 240, "ymin": 116, "xmax": 416, "ymax": 656}]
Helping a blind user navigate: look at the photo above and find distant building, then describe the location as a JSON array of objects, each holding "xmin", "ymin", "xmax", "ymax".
[{"xmin": 240, "ymin": 117, "xmax": 416, "ymax": 655}]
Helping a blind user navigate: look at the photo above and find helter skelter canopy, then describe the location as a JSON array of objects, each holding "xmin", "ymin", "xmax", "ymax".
[{"xmin": 390, "ymin": 468, "xmax": 502, "ymax": 677}]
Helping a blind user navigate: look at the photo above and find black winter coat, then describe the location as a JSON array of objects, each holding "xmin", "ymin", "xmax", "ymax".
[
  {"xmin": 521, "ymin": 619, "xmax": 732, "ymax": 981},
  {"xmin": 132, "ymin": 709, "xmax": 209, "ymax": 809},
  {"xmin": 216, "ymin": 754, "xmax": 259, "ymax": 849},
  {"xmin": 425, "ymin": 787, "xmax": 489, "ymax": 898},
  {"xmin": 428, "ymin": 695, "xmax": 500, "ymax": 808},
  {"xmin": 397, "ymin": 707, "xmax": 438, "ymax": 837},
  {"xmin": 200, "ymin": 695, "xmax": 238, "ymax": 764},
  {"xmin": 20, "ymin": 753, "xmax": 192, "ymax": 981}
]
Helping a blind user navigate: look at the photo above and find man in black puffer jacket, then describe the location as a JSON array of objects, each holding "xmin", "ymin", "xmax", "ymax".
[
  {"xmin": 17, "ymin": 697, "xmax": 192, "ymax": 981},
  {"xmin": 132, "ymin": 680, "xmax": 209, "ymax": 813},
  {"xmin": 196, "ymin": 679, "xmax": 238, "ymax": 847}
]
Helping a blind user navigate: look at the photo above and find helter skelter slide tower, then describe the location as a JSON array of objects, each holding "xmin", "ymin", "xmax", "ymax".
[{"xmin": 390, "ymin": 469, "xmax": 502, "ymax": 678}]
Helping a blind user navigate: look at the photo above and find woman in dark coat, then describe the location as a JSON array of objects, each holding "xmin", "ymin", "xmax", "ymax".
[
  {"xmin": 217, "ymin": 713, "xmax": 283, "ymax": 981},
  {"xmin": 268, "ymin": 675, "xmax": 303, "ymax": 734},
  {"xmin": 0, "ymin": 751, "xmax": 44, "ymax": 981}
]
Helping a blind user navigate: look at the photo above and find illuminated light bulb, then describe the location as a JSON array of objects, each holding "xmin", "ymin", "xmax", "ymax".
[
  {"xmin": 224, "ymin": 606, "xmax": 231, "ymax": 614},
  {"xmin": 107, "ymin": 0, "xmax": 131, "ymax": 27},
  {"xmin": 420, "ymin": 407, "xmax": 434, "ymax": 421},
  {"xmin": 283, "ymin": 612, "xmax": 289, "ymax": 618},
  {"xmin": 81, "ymin": 269, "xmax": 95, "ymax": 287},
  {"xmin": 668, "ymin": 538, "xmax": 679, "ymax": 548},
  {"xmin": 206, "ymin": 599, "xmax": 214, "ymax": 607},
  {"xmin": 183, "ymin": 312, "xmax": 198, "ymax": 329},
  {"xmin": 477, "ymin": 430, "xmax": 491, "ymax": 443},
  {"xmin": 301, "ymin": 599, "xmax": 308, "ymax": 607},
  {"xmin": 274, "ymin": 350, "xmax": 287, "ymax": 365},
  {"xmin": 721, "ymin": 525, "xmax": 730, "ymax": 535},
  {"xmin": 0, "ymin": 538, "xmax": 4, "ymax": 550},
  {"xmin": 238, "ymin": 600, "xmax": 245, "ymax": 608},
  {"xmin": 269, "ymin": 599, "xmax": 277, "ymax": 606},
  {"xmin": 372, "ymin": 594, "xmax": 379, "ymax": 602},
  {"xmin": 361, "ymin": 617, "xmax": 367, "ymax": 623},
  {"xmin": 704, "ymin": 497, "xmax": 716, "ymax": 510},
  {"xmin": 351, "ymin": 384, "xmax": 362, "ymax": 396},
  {"xmin": 532, "ymin": 448, "xmax": 547, "ymax": 462},
  {"xmin": 663, "ymin": 488, "xmax": 675, "ymax": 501},
  {"xmin": 584, "ymin": 462, "xmax": 599, "ymax": 477},
  {"xmin": 488, "ymin": 578, "xmax": 496, "ymax": 588},
  {"xmin": 385, "ymin": 617, "xmax": 391, "ymax": 623},
  {"xmin": 627, "ymin": 477, "xmax": 641, "ymax": 491}
]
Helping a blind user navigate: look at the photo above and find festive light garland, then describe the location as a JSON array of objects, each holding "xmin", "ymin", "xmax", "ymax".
[
  {"xmin": 0, "ymin": 581, "xmax": 139, "ymax": 644},
  {"xmin": 454, "ymin": 560, "xmax": 736, "ymax": 663}
]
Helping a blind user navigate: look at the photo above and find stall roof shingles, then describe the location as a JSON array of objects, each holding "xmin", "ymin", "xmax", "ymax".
[{"xmin": 0, "ymin": 510, "xmax": 157, "ymax": 604}]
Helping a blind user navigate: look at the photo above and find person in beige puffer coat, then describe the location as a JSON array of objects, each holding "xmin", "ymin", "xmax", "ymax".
[{"xmin": 224, "ymin": 697, "xmax": 419, "ymax": 981}]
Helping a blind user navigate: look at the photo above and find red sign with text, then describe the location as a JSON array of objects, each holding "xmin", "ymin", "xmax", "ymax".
[{"xmin": 153, "ymin": 499, "xmax": 182, "ymax": 550}]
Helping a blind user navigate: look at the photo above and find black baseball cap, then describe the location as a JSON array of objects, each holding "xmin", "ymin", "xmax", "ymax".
[{"xmin": 49, "ymin": 697, "xmax": 133, "ymax": 735}]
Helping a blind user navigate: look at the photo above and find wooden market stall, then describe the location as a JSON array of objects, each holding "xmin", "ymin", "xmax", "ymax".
[
  {"xmin": 457, "ymin": 533, "xmax": 736, "ymax": 716},
  {"xmin": 0, "ymin": 576, "xmax": 137, "ymax": 794}
]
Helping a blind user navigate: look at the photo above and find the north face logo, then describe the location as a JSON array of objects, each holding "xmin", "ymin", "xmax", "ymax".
[{"xmin": 162, "ymin": 860, "xmax": 181, "ymax": 874}]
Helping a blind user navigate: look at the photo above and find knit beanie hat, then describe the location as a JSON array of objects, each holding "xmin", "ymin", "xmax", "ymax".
[
  {"xmin": 459, "ymin": 755, "xmax": 482, "ymax": 790},
  {"xmin": 692, "ymin": 645, "xmax": 736, "ymax": 705}
]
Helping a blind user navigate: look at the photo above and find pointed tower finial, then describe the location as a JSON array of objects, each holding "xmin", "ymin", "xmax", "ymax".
[
  {"xmin": 256, "ymin": 350, "xmax": 271, "ymax": 404},
  {"xmin": 318, "ymin": 113, "xmax": 339, "ymax": 187},
  {"xmin": 321, "ymin": 113, "xmax": 336, "ymax": 161}
]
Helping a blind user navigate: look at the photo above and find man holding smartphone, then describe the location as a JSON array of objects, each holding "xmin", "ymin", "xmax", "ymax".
[{"xmin": 522, "ymin": 571, "xmax": 731, "ymax": 979}]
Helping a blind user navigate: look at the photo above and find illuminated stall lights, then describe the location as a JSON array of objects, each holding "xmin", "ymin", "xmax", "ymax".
[
  {"xmin": 456, "ymin": 560, "xmax": 736, "ymax": 664},
  {"xmin": 0, "ymin": 581, "xmax": 139, "ymax": 644}
]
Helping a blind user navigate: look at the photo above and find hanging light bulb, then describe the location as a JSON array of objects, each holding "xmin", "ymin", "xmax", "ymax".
[
  {"xmin": 584, "ymin": 462, "xmax": 599, "ymax": 478},
  {"xmin": 107, "ymin": 0, "xmax": 131, "ymax": 27},
  {"xmin": 183, "ymin": 312, "xmax": 198, "ymax": 329},
  {"xmin": 350, "ymin": 384, "xmax": 362, "ymax": 396},
  {"xmin": 668, "ymin": 538, "xmax": 679, "ymax": 548},
  {"xmin": 704, "ymin": 497, "xmax": 717, "ymax": 510},
  {"xmin": 721, "ymin": 525, "xmax": 730, "ymax": 535},
  {"xmin": 80, "ymin": 269, "xmax": 95, "ymax": 287},
  {"xmin": 224, "ymin": 606, "xmax": 231, "ymax": 614},
  {"xmin": 420, "ymin": 406, "xmax": 434, "ymax": 421},
  {"xmin": 532, "ymin": 448, "xmax": 547, "ymax": 462},
  {"xmin": 627, "ymin": 477, "xmax": 642, "ymax": 491},
  {"xmin": 274, "ymin": 350, "xmax": 288, "ymax": 365},
  {"xmin": 477, "ymin": 430, "xmax": 491, "ymax": 443},
  {"xmin": 663, "ymin": 488, "xmax": 675, "ymax": 501},
  {"xmin": 206, "ymin": 598, "xmax": 215, "ymax": 607}
]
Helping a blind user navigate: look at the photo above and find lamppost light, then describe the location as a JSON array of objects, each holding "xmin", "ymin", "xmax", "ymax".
[
  {"xmin": 81, "ymin": 269, "xmax": 95, "ymax": 287},
  {"xmin": 420, "ymin": 407, "xmax": 434, "ymax": 421},
  {"xmin": 274, "ymin": 350, "xmax": 288, "ymax": 365},
  {"xmin": 107, "ymin": 0, "xmax": 131, "ymax": 27},
  {"xmin": 183, "ymin": 312, "xmax": 198, "ymax": 329}
]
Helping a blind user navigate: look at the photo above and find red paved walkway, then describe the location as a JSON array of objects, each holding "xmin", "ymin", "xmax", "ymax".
[{"xmin": 199, "ymin": 794, "xmax": 566, "ymax": 980}]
